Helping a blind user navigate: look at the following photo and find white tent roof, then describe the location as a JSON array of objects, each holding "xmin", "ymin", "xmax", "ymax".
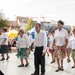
[
  {"xmin": 10, "ymin": 29, "xmax": 18, "ymax": 33},
  {"xmin": 28, "ymin": 27, "xmax": 35, "ymax": 33}
]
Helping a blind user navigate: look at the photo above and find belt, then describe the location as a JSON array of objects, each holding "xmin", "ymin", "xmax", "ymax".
[{"xmin": 35, "ymin": 46, "xmax": 43, "ymax": 48}]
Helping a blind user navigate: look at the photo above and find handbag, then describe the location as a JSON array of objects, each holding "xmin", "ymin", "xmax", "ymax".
[{"xmin": 49, "ymin": 49, "xmax": 55, "ymax": 53}]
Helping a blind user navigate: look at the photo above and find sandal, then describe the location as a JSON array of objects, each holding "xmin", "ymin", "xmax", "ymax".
[
  {"xmin": 71, "ymin": 66, "xmax": 75, "ymax": 68},
  {"xmin": 0, "ymin": 58, "xmax": 5, "ymax": 61},
  {"xmin": 18, "ymin": 64, "xmax": 24, "ymax": 67},
  {"xmin": 25, "ymin": 63, "xmax": 29, "ymax": 67},
  {"xmin": 61, "ymin": 66, "xmax": 64, "ymax": 71},
  {"xmin": 55, "ymin": 67, "xmax": 61, "ymax": 72},
  {"xmin": 6, "ymin": 56, "xmax": 10, "ymax": 60}
]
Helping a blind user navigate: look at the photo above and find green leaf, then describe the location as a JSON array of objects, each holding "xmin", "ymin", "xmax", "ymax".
[
  {"xmin": 25, "ymin": 18, "xmax": 34, "ymax": 31},
  {"xmin": 0, "ymin": 10, "xmax": 8, "ymax": 30}
]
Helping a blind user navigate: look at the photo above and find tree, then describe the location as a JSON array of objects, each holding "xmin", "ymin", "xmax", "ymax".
[
  {"xmin": 0, "ymin": 10, "xmax": 8, "ymax": 30},
  {"xmin": 25, "ymin": 18, "xmax": 34, "ymax": 31}
]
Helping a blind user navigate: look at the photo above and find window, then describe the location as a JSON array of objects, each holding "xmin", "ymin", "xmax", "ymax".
[{"xmin": 22, "ymin": 19, "xmax": 27, "ymax": 23}]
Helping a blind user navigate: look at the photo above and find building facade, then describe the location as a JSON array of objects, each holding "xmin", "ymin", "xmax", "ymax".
[
  {"xmin": 7, "ymin": 21, "xmax": 20, "ymax": 32},
  {"xmin": 6, "ymin": 16, "xmax": 29, "ymax": 31},
  {"xmin": 16, "ymin": 16, "xmax": 29, "ymax": 30}
]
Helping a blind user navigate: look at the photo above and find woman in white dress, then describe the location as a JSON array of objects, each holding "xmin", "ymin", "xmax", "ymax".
[
  {"xmin": 66, "ymin": 30, "xmax": 71, "ymax": 63},
  {"xmin": 53, "ymin": 20, "xmax": 68, "ymax": 72},
  {"xmin": 69, "ymin": 29, "xmax": 75, "ymax": 68},
  {"xmin": 27, "ymin": 32, "xmax": 34, "ymax": 54},
  {"xmin": 0, "ymin": 28, "xmax": 9, "ymax": 61},
  {"xmin": 49, "ymin": 30, "xmax": 55, "ymax": 63},
  {"xmin": 17, "ymin": 29, "xmax": 30, "ymax": 67}
]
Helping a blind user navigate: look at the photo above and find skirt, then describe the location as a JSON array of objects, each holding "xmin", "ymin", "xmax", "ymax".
[
  {"xmin": 49, "ymin": 49, "xmax": 55, "ymax": 54},
  {"xmin": 66, "ymin": 48, "xmax": 71, "ymax": 53},
  {"xmin": 53, "ymin": 45, "xmax": 66, "ymax": 59},
  {"xmin": 0, "ymin": 45, "xmax": 9, "ymax": 54},
  {"xmin": 17, "ymin": 48, "xmax": 28, "ymax": 58},
  {"xmin": 72, "ymin": 49, "xmax": 75, "ymax": 60}
]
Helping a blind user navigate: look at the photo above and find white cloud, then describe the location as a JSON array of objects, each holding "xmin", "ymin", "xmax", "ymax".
[
  {"xmin": 0, "ymin": 0, "xmax": 75, "ymax": 26},
  {"xmin": 42, "ymin": 0, "xmax": 75, "ymax": 7}
]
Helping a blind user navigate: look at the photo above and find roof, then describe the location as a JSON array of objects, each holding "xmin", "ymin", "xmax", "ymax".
[
  {"xmin": 10, "ymin": 29, "xmax": 18, "ymax": 33},
  {"xmin": 29, "ymin": 27, "xmax": 36, "ymax": 33},
  {"xmin": 16, "ymin": 16, "xmax": 29, "ymax": 23},
  {"xmin": 33, "ymin": 21, "xmax": 51, "ymax": 28},
  {"xmin": 8, "ymin": 21, "xmax": 19, "ymax": 27}
]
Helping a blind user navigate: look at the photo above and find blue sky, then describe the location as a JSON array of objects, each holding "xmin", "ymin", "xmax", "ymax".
[{"xmin": 0, "ymin": 0, "xmax": 75, "ymax": 26}]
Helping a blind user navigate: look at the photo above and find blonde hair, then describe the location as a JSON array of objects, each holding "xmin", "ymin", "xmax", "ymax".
[{"xmin": 19, "ymin": 29, "xmax": 24, "ymax": 34}]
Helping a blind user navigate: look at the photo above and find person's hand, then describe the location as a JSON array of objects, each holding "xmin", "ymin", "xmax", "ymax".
[
  {"xmin": 1, "ymin": 43, "xmax": 4, "ymax": 46},
  {"xmin": 52, "ymin": 45, "xmax": 54, "ymax": 50},
  {"xmin": 42, "ymin": 52, "xmax": 45, "ymax": 56},
  {"xmin": 17, "ymin": 49, "xmax": 19, "ymax": 51},
  {"xmin": 64, "ymin": 46, "xmax": 67, "ymax": 52},
  {"xmin": 68, "ymin": 46, "xmax": 70, "ymax": 51}
]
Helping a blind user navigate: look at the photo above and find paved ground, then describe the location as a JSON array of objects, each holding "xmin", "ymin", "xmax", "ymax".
[
  {"xmin": 11, "ymin": 47, "xmax": 17, "ymax": 52},
  {"xmin": 0, "ymin": 48, "xmax": 75, "ymax": 75}
]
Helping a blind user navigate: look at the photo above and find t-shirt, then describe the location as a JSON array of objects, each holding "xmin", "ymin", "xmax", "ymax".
[
  {"xmin": 67, "ymin": 36, "xmax": 71, "ymax": 48},
  {"xmin": 3, "ymin": 32, "xmax": 8, "ymax": 45},
  {"xmin": 28, "ymin": 35, "xmax": 34, "ymax": 46},
  {"xmin": 17, "ymin": 34, "xmax": 30, "ymax": 48},
  {"xmin": 49, "ymin": 35, "xmax": 55, "ymax": 49},
  {"xmin": 15, "ymin": 37, "xmax": 18, "ymax": 41},
  {"xmin": 69, "ymin": 36, "xmax": 75, "ymax": 49},
  {"xmin": 54, "ymin": 28, "xmax": 68, "ymax": 46}
]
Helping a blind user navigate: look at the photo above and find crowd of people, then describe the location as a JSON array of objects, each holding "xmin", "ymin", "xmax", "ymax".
[{"xmin": 0, "ymin": 20, "xmax": 75, "ymax": 75}]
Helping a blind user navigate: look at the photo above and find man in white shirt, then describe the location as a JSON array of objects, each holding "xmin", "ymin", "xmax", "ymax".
[{"xmin": 31, "ymin": 23, "xmax": 47, "ymax": 75}]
